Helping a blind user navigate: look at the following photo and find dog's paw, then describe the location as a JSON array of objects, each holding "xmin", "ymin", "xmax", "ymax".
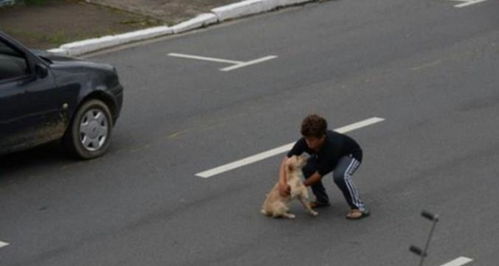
[
  {"xmin": 284, "ymin": 213, "xmax": 296, "ymax": 219},
  {"xmin": 310, "ymin": 210, "xmax": 319, "ymax": 217}
]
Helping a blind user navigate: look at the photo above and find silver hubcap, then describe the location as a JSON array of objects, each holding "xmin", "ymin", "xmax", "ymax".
[{"xmin": 79, "ymin": 109, "xmax": 108, "ymax": 151}]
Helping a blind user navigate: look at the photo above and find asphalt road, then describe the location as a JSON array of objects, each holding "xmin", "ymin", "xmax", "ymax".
[{"xmin": 1, "ymin": 0, "xmax": 499, "ymax": 265}]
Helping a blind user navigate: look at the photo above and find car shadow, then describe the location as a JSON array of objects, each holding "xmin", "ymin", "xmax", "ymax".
[{"xmin": 0, "ymin": 141, "xmax": 74, "ymax": 181}]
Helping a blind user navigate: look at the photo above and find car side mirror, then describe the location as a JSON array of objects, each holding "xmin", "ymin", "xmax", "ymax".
[{"xmin": 35, "ymin": 63, "xmax": 48, "ymax": 79}]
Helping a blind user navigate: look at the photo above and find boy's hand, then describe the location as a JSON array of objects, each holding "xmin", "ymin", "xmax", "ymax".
[{"xmin": 278, "ymin": 183, "xmax": 291, "ymax": 197}]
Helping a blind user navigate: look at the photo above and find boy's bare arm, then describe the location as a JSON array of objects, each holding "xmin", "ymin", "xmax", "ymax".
[{"xmin": 278, "ymin": 157, "xmax": 290, "ymax": 196}]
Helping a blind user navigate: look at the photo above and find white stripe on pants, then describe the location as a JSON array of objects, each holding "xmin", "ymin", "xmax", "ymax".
[{"xmin": 333, "ymin": 156, "xmax": 365, "ymax": 211}]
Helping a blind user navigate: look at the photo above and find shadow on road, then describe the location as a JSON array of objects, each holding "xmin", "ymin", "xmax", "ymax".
[{"xmin": 0, "ymin": 142, "xmax": 74, "ymax": 183}]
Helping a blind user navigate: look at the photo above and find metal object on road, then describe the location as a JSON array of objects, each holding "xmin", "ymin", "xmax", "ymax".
[{"xmin": 410, "ymin": 210, "xmax": 440, "ymax": 266}]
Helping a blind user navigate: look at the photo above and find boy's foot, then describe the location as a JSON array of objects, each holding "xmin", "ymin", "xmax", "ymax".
[
  {"xmin": 310, "ymin": 201, "xmax": 331, "ymax": 209},
  {"xmin": 346, "ymin": 209, "xmax": 370, "ymax": 220}
]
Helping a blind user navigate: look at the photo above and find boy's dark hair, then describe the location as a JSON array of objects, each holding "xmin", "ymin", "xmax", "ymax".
[{"xmin": 301, "ymin": 114, "xmax": 328, "ymax": 138}]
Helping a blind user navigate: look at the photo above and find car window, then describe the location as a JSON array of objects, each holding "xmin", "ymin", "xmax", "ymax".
[{"xmin": 0, "ymin": 40, "xmax": 29, "ymax": 81}]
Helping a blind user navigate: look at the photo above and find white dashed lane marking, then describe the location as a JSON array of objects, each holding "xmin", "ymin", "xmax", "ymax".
[
  {"xmin": 0, "ymin": 241, "xmax": 9, "ymax": 249},
  {"xmin": 441, "ymin": 257, "xmax": 473, "ymax": 266},
  {"xmin": 168, "ymin": 52, "xmax": 277, "ymax": 72},
  {"xmin": 220, "ymin": 56, "xmax": 278, "ymax": 71},
  {"xmin": 451, "ymin": 0, "xmax": 488, "ymax": 8},
  {"xmin": 196, "ymin": 117, "xmax": 385, "ymax": 178}
]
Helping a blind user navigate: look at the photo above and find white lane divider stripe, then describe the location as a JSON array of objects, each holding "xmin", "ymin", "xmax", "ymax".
[
  {"xmin": 220, "ymin": 55, "xmax": 278, "ymax": 72},
  {"xmin": 168, "ymin": 53, "xmax": 277, "ymax": 72},
  {"xmin": 441, "ymin": 257, "xmax": 473, "ymax": 266},
  {"xmin": 168, "ymin": 53, "xmax": 243, "ymax": 64},
  {"xmin": 0, "ymin": 241, "xmax": 9, "ymax": 248},
  {"xmin": 195, "ymin": 117, "xmax": 385, "ymax": 178},
  {"xmin": 451, "ymin": 0, "xmax": 487, "ymax": 8}
]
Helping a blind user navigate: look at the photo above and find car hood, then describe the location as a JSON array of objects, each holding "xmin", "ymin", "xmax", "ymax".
[
  {"xmin": 31, "ymin": 49, "xmax": 115, "ymax": 73},
  {"xmin": 31, "ymin": 49, "xmax": 80, "ymax": 62}
]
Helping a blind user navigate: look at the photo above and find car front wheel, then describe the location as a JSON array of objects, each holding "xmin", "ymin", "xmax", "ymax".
[{"xmin": 63, "ymin": 99, "xmax": 113, "ymax": 159}]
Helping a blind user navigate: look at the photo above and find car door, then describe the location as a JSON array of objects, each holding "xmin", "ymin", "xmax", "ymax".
[{"xmin": 0, "ymin": 36, "xmax": 63, "ymax": 154}]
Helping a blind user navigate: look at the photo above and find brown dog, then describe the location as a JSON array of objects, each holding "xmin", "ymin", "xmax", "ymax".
[{"xmin": 261, "ymin": 155, "xmax": 318, "ymax": 219}]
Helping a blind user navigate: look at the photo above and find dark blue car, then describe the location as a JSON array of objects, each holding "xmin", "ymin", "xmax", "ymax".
[{"xmin": 0, "ymin": 31, "xmax": 123, "ymax": 159}]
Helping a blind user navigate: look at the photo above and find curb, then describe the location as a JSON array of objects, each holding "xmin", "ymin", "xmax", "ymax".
[
  {"xmin": 48, "ymin": 0, "xmax": 315, "ymax": 56},
  {"xmin": 212, "ymin": 0, "xmax": 310, "ymax": 21},
  {"xmin": 53, "ymin": 26, "xmax": 173, "ymax": 56},
  {"xmin": 171, "ymin": 13, "xmax": 219, "ymax": 34},
  {"xmin": 212, "ymin": 0, "xmax": 275, "ymax": 22}
]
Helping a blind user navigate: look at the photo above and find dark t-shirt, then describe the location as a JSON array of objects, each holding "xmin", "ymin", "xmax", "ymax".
[{"xmin": 287, "ymin": 130, "xmax": 362, "ymax": 176}]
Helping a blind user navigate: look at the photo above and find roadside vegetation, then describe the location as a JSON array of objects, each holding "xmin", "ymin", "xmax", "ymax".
[{"xmin": 0, "ymin": 0, "xmax": 162, "ymax": 49}]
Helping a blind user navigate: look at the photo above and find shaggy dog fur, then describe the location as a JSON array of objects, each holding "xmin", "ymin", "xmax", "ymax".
[{"xmin": 261, "ymin": 155, "xmax": 318, "ymax": 219}]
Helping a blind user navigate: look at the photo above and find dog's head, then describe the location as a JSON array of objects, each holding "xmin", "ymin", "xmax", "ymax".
[{"xmin": 286, "ymin": 155, "xmax": 307, "ymax": 173}]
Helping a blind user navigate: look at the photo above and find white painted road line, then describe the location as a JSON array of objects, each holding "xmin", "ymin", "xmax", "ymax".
[
  {"xmin": 168, "ymin": 53, "xmax": 277, "ymax": 72},
  {"xmin": 220, "ymin": 55, "xmax": 278, "ymax": 71},
  {"xmin": 451, "ymin": 0, "xmax": 487, "ymax": 8},
  {"xmin": 0, "ymin": 241, "xmax": 9, "ymax": 248},
  {"xmin": 168, "ymin": 53, "xmax": 242, "ymax": 64},
  {"xmin": 196, "ymin": 117, "xmax": 385, "ymax": 178},
  {"xmin": 441, "ymin": 257, "xmax": 473, "ymax": 266}
]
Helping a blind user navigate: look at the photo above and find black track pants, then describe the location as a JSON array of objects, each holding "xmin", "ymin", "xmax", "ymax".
[{"xmin": 302, "ymin": 155, "xmax": 366, "ymax": 211}]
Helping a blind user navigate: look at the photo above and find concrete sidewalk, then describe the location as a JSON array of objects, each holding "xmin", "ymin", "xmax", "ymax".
[
  {"xmin": 51, "ymin": 0, "xmax": 316, "ymax": 56},
  {"xmin": 1, "ymin": 0, "xmax": 317, "ymax": 55},
  {"xmin": 0, "ymin": 0, "xmax": 240, "ymax": 49}
]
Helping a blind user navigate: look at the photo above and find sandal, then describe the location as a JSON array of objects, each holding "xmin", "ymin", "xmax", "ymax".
[
  {"xmin": 310, "ymin": 201, "xmax": 331, "ymax": 209},
  {"xmin": 346, "ymin": 209, "xmax": 370, "ymax": 220}
]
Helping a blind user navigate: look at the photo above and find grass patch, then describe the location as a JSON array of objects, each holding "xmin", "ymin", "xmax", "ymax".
[
  {"xmin": 4, "ymin": 29, "xmax": 74, "ymax": 46},
  {"xmin": 3, "ymin": 28, "xmax": 124, "ymax": 47},
  {"xmin": 0, "ymin": 0, "xmax": 164, "ymax": 49}
]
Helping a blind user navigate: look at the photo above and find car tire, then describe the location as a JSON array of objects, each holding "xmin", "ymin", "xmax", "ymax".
[{"xmin": 63, "ymin": 99, "xmax": 113, "ymax": 159}]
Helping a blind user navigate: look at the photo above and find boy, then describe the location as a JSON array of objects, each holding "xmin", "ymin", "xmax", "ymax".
[{"xmin": 278, "ymin": 114, "xmax": 369, "ymax": 219}]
